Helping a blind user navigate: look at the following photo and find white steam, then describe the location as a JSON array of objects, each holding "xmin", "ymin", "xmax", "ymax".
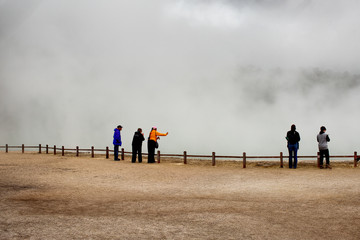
[{"xmin": 0, "ymin": 0, "xmax": 359, "ymax": 155}]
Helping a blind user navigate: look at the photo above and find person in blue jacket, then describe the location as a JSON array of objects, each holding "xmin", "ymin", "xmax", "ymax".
[{"xmin": 113, "ymin": 125, "xmax": 122, "ymax": 161}]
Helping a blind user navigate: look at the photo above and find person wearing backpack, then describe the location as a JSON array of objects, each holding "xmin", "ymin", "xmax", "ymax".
[
  {"xmin": 132, "ymin": 128, "xmax": 145, "ymax": 163},
  {"xmin": 286, "ymin": 124, "xmax": 301, "ymax": 169},
  {"xmin": 317, "ymin": 126, "xmax": 331, "ymax": 169},
  {"xmin": 147, "ymin": 127, "xmax": 168, "ymax": 163}
]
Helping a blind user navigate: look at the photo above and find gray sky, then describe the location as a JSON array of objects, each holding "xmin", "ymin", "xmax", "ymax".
[{"xmin": 1, "ymin": 0, "xmax": 359, "ymax": 155}]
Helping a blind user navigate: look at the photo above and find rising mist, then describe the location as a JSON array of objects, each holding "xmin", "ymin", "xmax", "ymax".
[{"xmin": 1, "ymin": 0, "xmax": 359, "ymax": 155}]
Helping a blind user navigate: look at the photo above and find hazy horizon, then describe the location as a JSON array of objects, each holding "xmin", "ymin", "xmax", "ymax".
[{"xmin": 1, "ymin": 0, "xmax": 359, "ymax": 155}]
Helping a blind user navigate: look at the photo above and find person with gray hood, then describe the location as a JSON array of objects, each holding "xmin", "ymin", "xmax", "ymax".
[{"xmin": 317, "ymin": 126, "xmax": 331, "ymax": 169}]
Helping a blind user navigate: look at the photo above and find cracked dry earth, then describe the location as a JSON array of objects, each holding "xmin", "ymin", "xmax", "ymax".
[{"xmin": 0, "ymin": 152, "xmax": 359, "ymax": 239}]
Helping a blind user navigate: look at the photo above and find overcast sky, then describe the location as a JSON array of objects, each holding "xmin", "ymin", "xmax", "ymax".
[{"xmin": 0, "ymin": 0, "xmax": 359, "ymax": 155}]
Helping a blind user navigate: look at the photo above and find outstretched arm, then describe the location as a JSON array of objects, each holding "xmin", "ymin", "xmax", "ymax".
[{"xmin": 156, "ymin": 131, "xmax": 168, "ymax": 136}]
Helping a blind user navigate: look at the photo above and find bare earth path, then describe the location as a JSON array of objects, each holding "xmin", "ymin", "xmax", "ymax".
[{"xmin": 0, "ymin": 152, "xmax": 359, "ymax": 239}]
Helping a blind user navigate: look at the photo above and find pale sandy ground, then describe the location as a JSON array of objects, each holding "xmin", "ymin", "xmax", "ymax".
[{"xmin": 0, "ymin": 152, "xmax": 359, "ymax": 240}]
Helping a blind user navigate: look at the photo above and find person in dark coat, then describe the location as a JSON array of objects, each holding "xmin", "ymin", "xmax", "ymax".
[
  {"xmin": 113, "ymin": 125, "xmax": 122, "ymax": 161},
  {"xmin": 286, "ymin": 124, "xmax": 301, "ymax": 169},
  {"xmin": 132, "ymin": 128, "xmax": 145, "ymax": 163}
]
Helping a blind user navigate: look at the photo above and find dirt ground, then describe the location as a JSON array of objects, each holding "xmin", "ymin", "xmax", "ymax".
[{"xmin": 0, "ymin": 152, "xmax": 359, "ymax": 240}]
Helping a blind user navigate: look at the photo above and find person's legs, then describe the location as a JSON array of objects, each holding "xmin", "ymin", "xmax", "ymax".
[
  {"xmin": 114, "ymin": 145, "xmax": 119, "ymax": 160},
  {"xmin": 293, "ymin": 147, "xmax": 298, "ymax": 169},
  {"xmin": 288, "ymin": 145, "xmax": 294, "ymax": 168},
  {"xmin": 319, "ymin": 150, "xmax": 325, "ymax": 168},
  {"xmin": 148, "ymin": 140, "xmax": 155, "ymax": 163},
  {"xmin": 147, "ymin": 141, "xmax": 151, "ymax": 163},
  {"xmin": 132, "ymin": 145, "xmax": 136, "ymax": 163},
  {"xmin": 325, "ymin": 149, "xmax": 330, "ymax": 167},
  {"xmin": 138, "ymin": 146, "xmax": 142, "ymax": 163}
]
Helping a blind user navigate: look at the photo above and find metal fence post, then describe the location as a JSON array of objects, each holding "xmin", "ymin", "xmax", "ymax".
[
  {"xmin": 106, "ymin": 146, "xmax": 109, "ymax": 159},
  {"xmin": 6, "ymin": 144, "xmax": 8, "ymax": 153},
  {"xmin": 39, "ymin": 144, "xmax": 41, "ymax": 154},
  {"xmin": 76, "ymin": 146, "xmax": 79, "ymax": 157},
  {"xmin": 121, "ymin": 148, "xmax": 125, "ymax": 160},
  {"xmin": 22, "ymin": 144, "xmax": 24, "ymax": 153},
  {"xmin": 212, "ymin": 152, "xmax": 215, "ymax": 166},
  {"xmin": 243, "ymin": 152, "xmax": 246, "ymax": 168},
  {"xmin": 54, "ymin": 145, "xmax": 56, "ymax": 155},
  {"xmin": 317, "ymin": 152, "xmax": 320, "ymax": 168},
  {"xmin": 280, "ymin": 152, "xmax": 283, "ymax": 168},
  {"xmin": 62, "ymin": 146, "xmax": 65, "ymax": 156},
  {"xmin": 184, "ymin": 151, "xmax": 187, "ymax": 164},
  {"xmin": 46, "ymin": 145, "xmax": 48, "ymax": 154},
  {"xmin": 91, "ymin": 146, "xmax": 94, "ymax": 158}
]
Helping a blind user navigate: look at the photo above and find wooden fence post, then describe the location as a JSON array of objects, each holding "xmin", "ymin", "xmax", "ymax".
[
  {"xmin": 6, "ymin": 144, "xmax": 8, "ymax": 153},
  {"xmin": 157, "ymin": 150, "xmax": 161, "ymax": 163},
  {"xmin": 106, "ymin": 146, "xmax": 109, "ymax": 159},
  {"xmin": 22, "ymin": 144, "xmax": 24, "ymax": 153},
  {"xmin": 280, "ymin": 152, "xmax": 283, "ymax": 168},
  {"xmin": 76, "ymin": 146, "xmax": 79, "ymax": 157},
  {"xmin": 121, "ymin": 148, "xmax": 125, "ymax": 160},
  {"xmin": 91, "ymin": 146, "xmax": 94, "ymax": 158},
  {"xmin": 54, "ymin": 145, "xmax": 56, "ymax": 155},
  {"xmin": 317, "ymin": 152, "xmax": 320, "ymax": 168},
  {"xmin": 39, "ymin": 144, "xmax": 41, "ymax": 154},
  {"xmin": 354, "ymin": 151, "xmax": 358, "ymax": 168},
  {"xmin": 62, "ymin": 146, "xmax": 65, "ymax": 156},
  {"xmin": 46, "ymin": 145, "xmax": 48, "ymax": 154},
  {"xmin": 184, "ymin": 151, "xmax": 187, "ymax": 164},
  {"xmin": 212, "ymin": 152, "xmax": 215, "ymax": 166},
  {"xmin": 243, "ymin": 152, "xmax": 246, "ymax": 168}
]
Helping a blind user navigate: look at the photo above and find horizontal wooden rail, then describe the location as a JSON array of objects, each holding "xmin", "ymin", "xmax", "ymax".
[
  {"xmin": 186, "ymin": 155, "xmax": 213, "ymax": 158},
  {"xmin": 329, "ymin": 155, "xmax": 355, "ymax": 158},
  {"xmin": 158, "ymin": 153, "xmax": 184, "ymax": 157},
  {"xmin": 1, "ymin": 144, "xmax": 358, "ymax": 168},
  {"xmin": 216, "ymin": 155, "xmax": 243, "ymax": 159},
  {"xmin": 246, "ymin": 156, "xmax": 283, "ymax": 159}
]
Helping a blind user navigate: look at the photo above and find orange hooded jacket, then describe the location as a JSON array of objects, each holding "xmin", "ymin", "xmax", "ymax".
[{"xmin": 149, "ymin": 130, "xmax": 167, "ymax": 142}]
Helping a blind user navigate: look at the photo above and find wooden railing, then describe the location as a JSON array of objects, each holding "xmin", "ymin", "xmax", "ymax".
[{"xmin": 0, "ymin": 144, "xmax": 358, "ymax": 168}]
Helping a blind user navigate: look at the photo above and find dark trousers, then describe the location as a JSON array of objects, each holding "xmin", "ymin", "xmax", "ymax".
[
  {"xmin": 319, "ymin": 149, "xmax": 330, "ymax": 166},
  {"xmin": 132, "ymin": 145, "xmax": 142, "ymax": 163},
  {"xmin": 147, "ymin": 140, "xmax": 156, "ymax": 163},
  {"xmin": 114, "ymin": 145, "xmax": 119, "ymax": 160},
  {"xmin": 288, "ymin": 144, "xmax": 298, "ymax": 169}
]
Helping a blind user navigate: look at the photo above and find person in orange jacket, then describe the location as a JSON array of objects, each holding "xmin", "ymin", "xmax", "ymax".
[{"xmin": 147, "ymin": 127, "xmax": 168, "ymax": 163}]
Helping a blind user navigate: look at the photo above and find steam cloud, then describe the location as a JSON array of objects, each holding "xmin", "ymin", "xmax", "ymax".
[{"xmin": 1, "ymin": 0, "xmax": 359, "ymax": 155}]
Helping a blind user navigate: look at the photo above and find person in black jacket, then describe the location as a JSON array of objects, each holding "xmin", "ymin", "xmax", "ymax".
[
  {"xmin": 286, "ymin": 124, "xmax": 301, "ymax": 169},
  {"xmin": 132, "ymin": 128, "xmax": 145, "ymax": 163}
]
